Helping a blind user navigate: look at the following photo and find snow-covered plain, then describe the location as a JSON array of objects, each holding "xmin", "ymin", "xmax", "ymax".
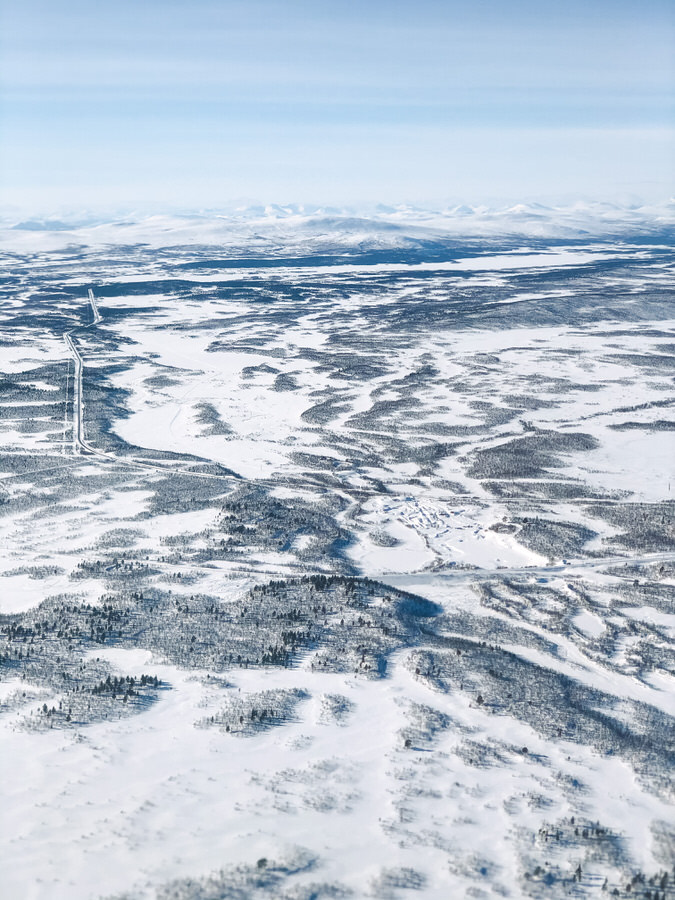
[{"xmin": 0, "ymin": 213, "xmax": 674, "ymax": 899}]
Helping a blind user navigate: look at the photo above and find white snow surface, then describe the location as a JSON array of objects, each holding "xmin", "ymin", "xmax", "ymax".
[{"xmin": 0, "ymin": 227, "xmax": 674, "ymax": 899}]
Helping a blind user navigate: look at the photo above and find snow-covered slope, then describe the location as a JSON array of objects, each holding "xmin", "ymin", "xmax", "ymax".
[
  {"xmin": 1, "ymin": 199, "xmax": 673, "ymax": 253},
  {"xmin": 0, "ymin": 227, "xmax": 673, "ymax": 899}
]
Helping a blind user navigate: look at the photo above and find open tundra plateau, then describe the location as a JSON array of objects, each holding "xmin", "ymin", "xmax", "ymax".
[{"xmin": 0, "ymin": 208, "xmax": 674, "ymax": 899}]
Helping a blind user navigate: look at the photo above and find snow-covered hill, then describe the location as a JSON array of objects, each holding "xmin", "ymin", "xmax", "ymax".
[{"xmin": 1, "ymin": 199, "xmax": 673, "ymax": 253}]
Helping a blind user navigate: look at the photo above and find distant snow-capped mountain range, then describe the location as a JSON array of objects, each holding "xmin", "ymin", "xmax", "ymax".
[{"xmin": 1, "ymin": 199, "xmax": 673, "ymax": 251}]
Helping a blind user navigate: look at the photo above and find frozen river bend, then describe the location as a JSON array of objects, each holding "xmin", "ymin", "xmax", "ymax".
[{"xmin": 0, "ymin": 210, "xmax": 674, "ymax": 899}]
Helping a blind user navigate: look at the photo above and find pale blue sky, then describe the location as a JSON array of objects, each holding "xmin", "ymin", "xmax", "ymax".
[{"xmin": 1, "ymin": 0, "xmax": 673, "ymax": 213}]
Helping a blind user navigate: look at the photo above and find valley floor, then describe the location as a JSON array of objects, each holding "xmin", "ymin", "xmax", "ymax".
[{"xmin": 0, "ymin": 221, "xmax": 673, "ymax": 899}]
